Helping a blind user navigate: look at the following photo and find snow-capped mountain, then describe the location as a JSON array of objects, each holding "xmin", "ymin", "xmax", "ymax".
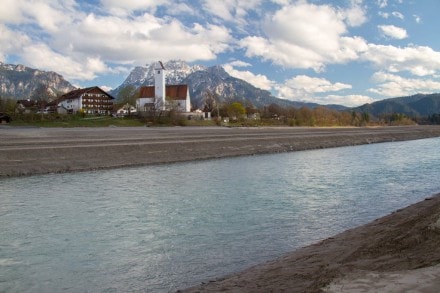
[
  {"xmin": 113, "ymin": 60, "xmax": 205, "ymax": 93},
  {"xmin": 112, "ymin": 60, "xmax": 320, "ymax": 109}
]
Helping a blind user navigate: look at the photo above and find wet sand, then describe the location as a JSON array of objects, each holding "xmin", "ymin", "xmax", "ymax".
[
  {"xmin": 1, "ymin": 125, "xmax": 440, "ymax": 177},
  {"xmin": 181, "ymin": 194, "xmax": 440, "ymax": 292}
]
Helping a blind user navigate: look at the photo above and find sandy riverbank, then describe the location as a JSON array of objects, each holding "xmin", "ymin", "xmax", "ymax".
[
  {"xmin": 1, "ymin": 125, "xmax": 440, "ymax": 177},
  {"xmin": 180, "ymin": 194, "xmax": 440, "ymax": 292}
]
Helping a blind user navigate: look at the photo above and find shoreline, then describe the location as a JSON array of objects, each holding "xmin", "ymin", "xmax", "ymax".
[
  {"xmin": 180, "ymin": 194, "xmax": 440, "ymax": 292},
  {"xmin": 1, "ymin": 125, "xmax": 440, "ymax": 177}
]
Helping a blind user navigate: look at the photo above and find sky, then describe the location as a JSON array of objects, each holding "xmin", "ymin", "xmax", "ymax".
[{"xmin": 1, "ymin": 0, "xmax": 440, "ymax": 107}]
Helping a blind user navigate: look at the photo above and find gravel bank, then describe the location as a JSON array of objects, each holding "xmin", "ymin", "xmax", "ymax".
[{"xmin": 1, "ymin": 125, "xmax": 440, "ymax": 177}]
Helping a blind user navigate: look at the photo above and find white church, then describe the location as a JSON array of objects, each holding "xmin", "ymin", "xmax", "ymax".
[{"xmin": 136, "ymin": 61, "xmax": 191, "ymax": 113}]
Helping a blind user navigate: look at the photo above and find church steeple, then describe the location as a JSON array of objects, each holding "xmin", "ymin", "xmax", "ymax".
[{"xmin": 154, "ymin": 61, "xmax": 166, "ymax": 109}]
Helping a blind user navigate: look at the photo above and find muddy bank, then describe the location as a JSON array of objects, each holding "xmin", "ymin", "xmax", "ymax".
[
  {"xmin": 180, "ymin": 194, "xmax": 440, "ymax": 292},
  {"xmin": 1, "ymin": 125, "xmax": 440, "ymax": 177}
]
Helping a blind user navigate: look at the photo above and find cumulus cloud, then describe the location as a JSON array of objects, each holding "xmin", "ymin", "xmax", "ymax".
[
  {"xmin": 1, "ymin": 0, "xmax": 76, "ymax": 32},
  {"xmin": 276, "ymin": 75, "xmax": 352, "ymax": 104},
  {"xmin": 201, "ymin": 0, "xmax": 262, "ymax": 25},
  {"xmin": 320, "ymin": 95, "xmax": 374, "ymax": 106},
  {"xmin": 378, "ymin": 24, "xmax": 408, "ymax": 39},
  {"xmin": 67, "ymin": 13, "xmax": 232, "ymax": 64},
  {"xmin": 240, "ymin": 1, "xmax": 367, "ymax": 71},
  {"xmin": 100, "ymin": 0, "xmax": 169, "ymax": 16},
  {"xmin": 361, "ymin": 45, "xmax": 440, "ymax": 76},
  {"xmin": 20, "ymin": 43, "xmax": 107, "ymax": 80},
  {"xmin": 223, "ymin": 62, "xmax": 273, "ymax": 90},
  {"xmin": 2, "ymin": 1, "xmax": 233, "ymax": 82},
  {"xmin": 343, "ymin": 4, "xmax": 367, "ymax": 27},
  {"xmin": 369, "ymin": 71, "xmax": 440, "ymax": 97},
  {"xmin": 275, "ymin": 74, "xmax": 372, "ymax": 106},
  {"xmin": 0, "ymin": 24, "xmax": 31, "ymax": 61}
]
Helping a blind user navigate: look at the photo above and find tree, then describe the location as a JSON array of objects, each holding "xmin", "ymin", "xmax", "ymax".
[
  {"xmin": 202, "ymin": 90, "xmax": 218, "ymax": 113},
  {"xmin": 227, "ymin": 102, "xmax": 246, "ymax": 121},
  {"xmin": 117, "ymin": 85, "xmax": 138, "ymax": 106},
  {"xmin": 0, "ymin": 96, "xmax": 16, "ymax": 114},
  {"xmin": 31, "ymin": 83, "xmax": 54, "ymax": 119}
]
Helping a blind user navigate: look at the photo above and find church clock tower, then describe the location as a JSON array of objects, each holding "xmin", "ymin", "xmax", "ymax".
[{"xmin": 154, "ymin": 61, "xmax": 166, "ymax": 110}]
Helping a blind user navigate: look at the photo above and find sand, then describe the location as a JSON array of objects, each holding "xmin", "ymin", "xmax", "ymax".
[
  {"xmin": 2, "ymin": 125, "xmax": 440, "ymax": 177},
  {"xmin": 180, "ymin": 194, "xmax": 440, "ymax": 292}
]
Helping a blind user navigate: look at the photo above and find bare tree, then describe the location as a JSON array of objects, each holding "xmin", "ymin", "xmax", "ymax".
[{"xmin": 31, "ymin": 83, "xmax": 54, "ymax": 119}]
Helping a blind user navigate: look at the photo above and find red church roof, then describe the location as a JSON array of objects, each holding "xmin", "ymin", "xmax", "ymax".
[{"xmin": 139, "ymin": 85, "xmax": 188, "ymax": 100}]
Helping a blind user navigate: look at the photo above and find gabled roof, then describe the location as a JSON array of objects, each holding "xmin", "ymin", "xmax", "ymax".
[
  {"xmin": 139, "ymin": 86, "xmax": 155, "ymax": 98},
  {"xmin": 139, "ymin": 85, "xmax": 188, "ymax": 100},
  {"xmin": 58, "ymin": 86, "xmax": 115, "ymax": 102}
]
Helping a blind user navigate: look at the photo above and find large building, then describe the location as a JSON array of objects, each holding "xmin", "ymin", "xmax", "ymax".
[
  {"xmin": 136, "ymin": 61, "xmax": 191, "ymax": 113},
  {"xmin": 57, "ymin": 86, "xmax": 114, "ymax": 115}
]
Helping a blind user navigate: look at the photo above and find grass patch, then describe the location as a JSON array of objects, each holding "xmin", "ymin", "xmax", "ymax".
[{"xmin": 10, "ymin": 115, "xmax": 144, "ymax": 127}]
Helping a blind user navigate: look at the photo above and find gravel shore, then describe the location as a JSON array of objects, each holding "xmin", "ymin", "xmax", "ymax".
[{"xmin": 1, "ymin": 125, "xmax": 440, "ymax": 177}]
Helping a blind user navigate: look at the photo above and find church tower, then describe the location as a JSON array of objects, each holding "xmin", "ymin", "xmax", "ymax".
[{"xmin": 154, "ymin": 61, "xmax": 166, "ymax": 109}]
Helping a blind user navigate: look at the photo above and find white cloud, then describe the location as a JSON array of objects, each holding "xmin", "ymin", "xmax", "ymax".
[
  {"xmin": 223, "ymin": 63, "xmax": 273, "ymax": 90},
  {"xmin": 0, "ymin": 24, "xmax": 31, "ymax": 60},
  {"xmin": 1, "ymin": 0, "xmax": 77, "ymax": 32},
  {"xmin": 275, "ymin": 75, "xmax": 372, "ymax": 106},
  {"xmin": 166, "ymin": 2, "xmax": 196, "ymax": 16},
  {"xmin": 413, "ymin": 14, "xmax": 421, "ymax": 24},
  {"xmin": 361, "ymin": 45, "xmax": 440, "ymax": 76},
  {"xmin": 343, "ymin": 3, "xmax": 367, "ymax": 27},
  {"xmin": 240, "ymin": 1, "xmax": 367, "ymax": 71},
  {"xmin": 0, "ymin": 0, "xmax": 26, "ymax": 23},
  {"xmin": 20, "ymin": 43, "xmax": 105, "ymax": 80},
  {"xmin": 392, "ymin": 11, "xmax": 404, "ymax": 20},
  {"xmin": 201, "ymin": 0, "xmax": 262, "ymax": 25},
  {"xmin": 1, "ymin": 1, "xmax": 233, "ymax": 82},
  {"xmin": 378, "ymin": 25, "xmax": 408, "ymax": 39},
  {"xmin": 99, "ymin": 85, "xmax": 113, "ymax": 92},
  {"xmin": 369, "ymin": 71, "xmax": 440, "ymax": 97},
  {"xmin": 227, "ymin": 60, "xmax": 252, "ymax": 67},
  {"xmin": 38, "ymin": 12, "xmax": 231, "ymax": 80},
  {"xmin": 320, "ymin": 95, "xmax": 374, "ymax": 106},
  {"xmin": 276, "ymin": 75, "xmax": 352, "ymax": 103},
  {"xmin": 379, "ymin": 11, "xmax": 389, "ymax": 19},
  {"xmin": 100, "ymin": 0, "xmax": 169, "ymax": 16},
  {"xmin": 377, "ymin": 0, "xmax": 388, "ymax": 8}
]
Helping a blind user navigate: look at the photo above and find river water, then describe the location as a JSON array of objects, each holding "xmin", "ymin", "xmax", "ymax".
[{"xmin": 1, "ymin": 137, "xmax": 440, "ymax": 292}]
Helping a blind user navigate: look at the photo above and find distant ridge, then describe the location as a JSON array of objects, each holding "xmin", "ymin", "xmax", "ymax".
[
  {"xmin": 0, "ymin": 61, "xmax": 76, "ymax": 99},
  {"xmin": 354, "ymin": 93, "xmax": 440, "ymax": 117}
]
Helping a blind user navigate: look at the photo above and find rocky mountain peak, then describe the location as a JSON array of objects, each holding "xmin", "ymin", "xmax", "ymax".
[{"xmin": 0, "ymin": 62, "xmax": 76, "ymax": 99}]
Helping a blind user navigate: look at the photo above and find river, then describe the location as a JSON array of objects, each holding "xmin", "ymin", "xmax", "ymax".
[{"xmin": 1, "ymin": 137, "xmax": 440, "ymax": 292}]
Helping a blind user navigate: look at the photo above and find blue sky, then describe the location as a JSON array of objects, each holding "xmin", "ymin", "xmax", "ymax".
[{"xmin": 1, "ymin": 0, "xmax": 440, "ymax": 106}]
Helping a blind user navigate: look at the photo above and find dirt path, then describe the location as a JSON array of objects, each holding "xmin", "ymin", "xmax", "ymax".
[{"xmin": 1, "ymin": 125, "xmax": 440, "ymax": 177}]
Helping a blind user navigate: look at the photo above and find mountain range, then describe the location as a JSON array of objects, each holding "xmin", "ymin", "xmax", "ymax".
[
  {"xmin": 354, "ymin": 93, "xmax": 440, "ymax": 117},
  {"xmin": 2, "ymin": 60, "xmax": 440, "ymax": 117},
  {"xmin": 0, "ymin": 61, "xmax": 75, "ymax": 100}
]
